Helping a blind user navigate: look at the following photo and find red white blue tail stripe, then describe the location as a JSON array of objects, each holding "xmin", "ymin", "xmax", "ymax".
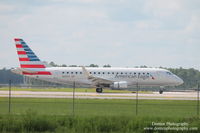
[{"xmin": 14, "ymin": 38, "xmax": 51, "ymax": 75}]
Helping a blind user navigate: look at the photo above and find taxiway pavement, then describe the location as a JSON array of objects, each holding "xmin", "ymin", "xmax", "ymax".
[{"xmin": 0, "ymin": 91, "xmax": 198, "ymax": 100}]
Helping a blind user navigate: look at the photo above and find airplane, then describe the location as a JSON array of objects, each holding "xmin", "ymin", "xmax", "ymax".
[{"xmin": 11, "ymin": 38, "xmax": 184, "ymax": 94}]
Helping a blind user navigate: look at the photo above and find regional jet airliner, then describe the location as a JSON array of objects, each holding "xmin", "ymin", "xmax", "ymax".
[{"xmin": 11, "ymin": 38, "xmax": 183, "ymax": 93}]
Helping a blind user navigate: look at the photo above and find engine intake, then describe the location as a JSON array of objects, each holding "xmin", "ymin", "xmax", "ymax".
[{"xmin": 113, "ymin": 81, "xmax": 128, "ymax": 89}]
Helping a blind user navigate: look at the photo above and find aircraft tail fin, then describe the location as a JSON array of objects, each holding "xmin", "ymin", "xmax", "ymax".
[
  {"xmin": 14, "ymin": 38, "xmax": 46, "ymax": 68},
  {"xmin": 14, "ymin": 38, "xmax": 51, "ymax": 75}
]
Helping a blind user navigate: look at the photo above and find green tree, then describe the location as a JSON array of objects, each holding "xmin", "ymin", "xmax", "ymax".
[
  {"xmin": 61, "ymin": 64, "xmax": 67, "ymax": 67},
  {"xmin": 89, "ymin": 64, "xmax": 99, "ymax": 67},
  {"xmin": 140, "ymin": 65, "xmax": 147, "ymax": 68},
  {"xmin": 103, "ymin": 64, "xmax": 111, "ymax": 67},
  {"xmin": 49, "ymin": 61, "xmax": 58, "ymax": 67},
  {"xmin": 69, "ymin": 65, "xmax": 77, "ymax": 67}
]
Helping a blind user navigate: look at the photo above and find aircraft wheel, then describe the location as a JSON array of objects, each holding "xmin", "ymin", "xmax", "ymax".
[
  {"xmin": 159, "ymin": 90, "xmax": 163, "ymax": 94},
  {"xmin": 96, "ymin": 88, "xmax": 103, "ymax": 93}
]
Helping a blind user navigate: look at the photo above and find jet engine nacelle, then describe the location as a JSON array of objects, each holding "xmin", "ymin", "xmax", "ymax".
[{"xmin": 113, "ymin": 81, "xmax": 128, "ymax": 89}]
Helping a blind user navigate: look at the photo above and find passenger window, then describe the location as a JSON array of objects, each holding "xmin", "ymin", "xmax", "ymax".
[
  {"xmin": 108, "ymin": 72, "xmax": 110, "ymax": 74},
  {"xmin": 121, "ymin": 72, "xmax": 123, "ymax": 74},
  {"xmin": 75, "ymin": 72, "xmax": 78, "ymax": 74},
  {"xmin": 67, "ymin": 72, "xmax": 69, "ymax": 74},
  {"xmin": 98, "ymin": 72, "xmax": 100, "ymax": 74},
  {"xmin": 94, "ymin": 72, "xmax": 96, "ymax": 74},
  {"xmin": 89, "ymin": 72, "xmax": 92, "ymax": 74},
  {"xmin": 80, "ymin": 72, "xmax": 82, "ymax": 74},
  {"xmin": 71, "ymin": 72, "xmax": 73, "ymax": 74},
  {"xmin": 62, "ymin": 72, "xmax": 64, "ymax": 74},
  {"xmin": 112, "ymin": 72, "xmax": 114, "ymax": 74}
]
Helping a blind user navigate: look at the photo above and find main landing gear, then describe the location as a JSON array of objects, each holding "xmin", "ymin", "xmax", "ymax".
[
  {"xmin": 96, "ymin": 87, "xmax": 103, "ymax": 93},
  {"xmin": 159, "ymin": 87, "xmax": 164, "ymax": 94}
]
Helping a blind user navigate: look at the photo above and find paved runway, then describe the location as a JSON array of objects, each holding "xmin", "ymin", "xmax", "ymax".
[{"xmin": 0, "ymin": 91, "xmax": 199, "ymax": 100}]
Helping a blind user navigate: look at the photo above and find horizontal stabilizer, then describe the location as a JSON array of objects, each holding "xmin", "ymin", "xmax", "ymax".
[
  {"xmin": 11, "ymin": 68, "xmax": 37, "ymax": 74},
  {"xmin": 11, "ymin": 68, "xmax": 51, "ymax": 75}
]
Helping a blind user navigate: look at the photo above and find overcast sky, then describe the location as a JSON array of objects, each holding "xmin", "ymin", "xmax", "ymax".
[{"xmin": 0, "ymin": 0, "xmax": 200, "ymax": 69}]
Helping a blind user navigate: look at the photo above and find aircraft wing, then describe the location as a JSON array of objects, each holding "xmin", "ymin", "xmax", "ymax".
[{"xmin": 81, "ymin": 66, "xmax": 113, "ymax": 85}]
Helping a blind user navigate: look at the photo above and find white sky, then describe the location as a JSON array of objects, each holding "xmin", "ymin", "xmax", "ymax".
[{"xmin": 0, "ymin": 0, "xmax": 200, "ymax": 69}]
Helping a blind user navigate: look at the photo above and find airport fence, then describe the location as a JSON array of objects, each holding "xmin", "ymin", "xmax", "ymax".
[{"xmin": 0, "ymin": 83, "xmax": 199, "ymax": 118}]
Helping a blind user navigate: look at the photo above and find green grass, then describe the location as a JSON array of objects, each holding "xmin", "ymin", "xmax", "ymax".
[
  {"xmin": 0, "ymin": 87, "xmax": 132, "ymax": 93},
  {"xmin": 0, "ymin": 98, "xmax": 200, "ymax": 132},
  {"xmin": 0, "ymin": 87, "xmax": 153, "ymax": 94},
  {"xmin": 0, "ymin": 113, "xmax": 199, "ymax": 133},
  {"xmin": 0, "ymin": 98, "xmax": 198, "ymax": 117}
]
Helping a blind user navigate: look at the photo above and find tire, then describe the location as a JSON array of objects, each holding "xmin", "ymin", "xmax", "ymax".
[
  {"xmin": 159, "ymin": 90, "xmax": 163, "ymax": 94},
  {"xmin": 96, "ymin": 88, "xmax": 103, "ymax": 93}
]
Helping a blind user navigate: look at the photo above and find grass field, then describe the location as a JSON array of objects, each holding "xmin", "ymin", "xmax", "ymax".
[
  {"xmin": 0, "ymin": 98, "xmax": 200, "ymax": 132},
  {"xmin": 0, "ymin": 87, "xmax": 152, "ymax": 93},
  {"xmin": 0, "ymin": 97, "xmax": 199, "ymax": 117}
]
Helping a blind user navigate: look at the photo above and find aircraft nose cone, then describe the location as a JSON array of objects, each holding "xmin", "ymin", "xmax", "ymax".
[{"xmin": 176, "ymin": 77, "xmax": 184, "ymax": 85}]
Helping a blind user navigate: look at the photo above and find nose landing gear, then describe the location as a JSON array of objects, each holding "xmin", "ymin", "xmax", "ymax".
[{"xmin": 159, "ymin": 89, "xmax": 163, "ymax": 94}]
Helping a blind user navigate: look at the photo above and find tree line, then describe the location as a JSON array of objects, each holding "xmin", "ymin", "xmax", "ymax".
[{"xmin": 48, "ymin": 62, "xmax": 111, "ymax": 68}]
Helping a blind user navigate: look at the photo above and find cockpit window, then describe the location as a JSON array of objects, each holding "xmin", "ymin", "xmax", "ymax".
[{"xmin": 166, "ymin": 72, "xmax": 172, "ymax": 75}]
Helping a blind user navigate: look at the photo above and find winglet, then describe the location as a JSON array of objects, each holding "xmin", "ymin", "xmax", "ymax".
[
  {"xmin": 81, "ymin": 66, "xmax": 113, "ymax": 85},
  {"xmin": 81, "ymin": 66, "xmax": 91, "ymax": 78}
]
